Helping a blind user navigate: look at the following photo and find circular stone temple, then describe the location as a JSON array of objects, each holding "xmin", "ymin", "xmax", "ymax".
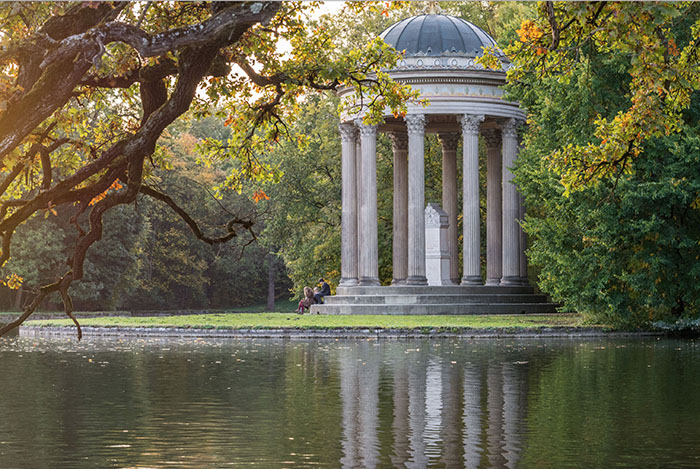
[{"xmin": 313, "ymin": 12, "xmax": 557, "ymax": 315}]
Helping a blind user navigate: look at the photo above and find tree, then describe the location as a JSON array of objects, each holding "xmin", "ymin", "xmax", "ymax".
[
  {"xmin": 487, "ymin": 1, "xmax": 700, "ymax": 194},
  {"xmin": 502, "ymin": 2, "xmax": 700, "ymax": 325},
  {"xmin": 0, "ymin": 2, "xmax": 416, "ymax": 337}
]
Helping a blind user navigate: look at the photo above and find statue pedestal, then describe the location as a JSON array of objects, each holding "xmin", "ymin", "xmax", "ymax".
[{"xmin": 425, "ymin": 203, "xmax": 453, "ymax": 286}]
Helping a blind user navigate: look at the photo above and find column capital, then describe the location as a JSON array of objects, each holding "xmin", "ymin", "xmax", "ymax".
[
  {"xmin": 339, "ymin": 122, "xmax": 358, "ymax": 142},
  {"xmin": 355, "ymin": 120, "xmax": 377, "ymax": 137},
  {"xmin": 460, "ymin": 114, "xmax": 485, "ymax": 135},
  {"xmin": 481, "ymin": 128, "xmax": 501, "ymax": 149},
  {"xmin": 438, "ymin": 132, "xmax": 460, "ymax": 151},
  {"xmin": 502, "ymin": 118, "xmax": 524, "ymax": 139},
  {"xmin": 389, "ymin": 132, "xmax": 408, "ymax": 152},
  {"xmin": 404, "ymin": 114, "xmax": 426, "ymax": 134}
]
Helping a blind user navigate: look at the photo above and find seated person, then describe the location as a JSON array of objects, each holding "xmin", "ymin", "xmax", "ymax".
[
  {"xmin": 314, "ymin": 278, "xmax": 331, "ymax": 304},
  {"xmin": 297, "ymin": 286, "xmax": 316, "ymax": 313}
]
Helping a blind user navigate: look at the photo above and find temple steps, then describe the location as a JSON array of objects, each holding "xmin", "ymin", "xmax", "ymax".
[
  {"xmin": 312, "ymin": 285, "xmax": 559, "ymax": 315},
  {"xmin": 311, "ymin": 303, "xmax": 559, "ymax": 315},
  {"xmin": 335, "ymin": 285, "xmax": 536, "ymax": 296},
  {"xmin": 324, "ymin": 294, "xmax": 550, "ymax": 305}
]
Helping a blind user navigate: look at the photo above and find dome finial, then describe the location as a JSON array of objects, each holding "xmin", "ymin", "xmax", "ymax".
[{"xmin": 424, "ymin": 1, "xmax": 442, "ymax": 15}]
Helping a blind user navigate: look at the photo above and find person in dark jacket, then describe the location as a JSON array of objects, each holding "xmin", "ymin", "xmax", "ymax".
[{"xmin": 314, "ymin": 278, "xmax": 331, "ymax": 304}]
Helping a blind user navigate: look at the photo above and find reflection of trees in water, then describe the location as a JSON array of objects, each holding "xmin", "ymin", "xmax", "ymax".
[{"xmin": 338, "ymin": 342, "xmax": 529, "ymax": 468}]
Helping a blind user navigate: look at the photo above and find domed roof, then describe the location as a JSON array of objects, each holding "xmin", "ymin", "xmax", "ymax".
[{"xmin": 380, "ymin": 14, "xmax": 500, "ymax": 58}]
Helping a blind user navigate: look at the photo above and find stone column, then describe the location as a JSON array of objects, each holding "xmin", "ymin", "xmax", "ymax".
[
  {"xmin": 483, "ymin": 129, "xmax": 502, "ymax": 286},
  {"xmin": 356, "ymin": 120, "xmax": 380, "ymax": 286},
  {"xmin": 501, "ymin": 118, "xmax": 521, "ymax": 285},
  {"xmin": 355, "ymin": 135, "xmax": 362, "ymax": 270},
  {"xmin": 405, "ymin": 114, "xmax": 427, "ymax": 285},
  {"xmin": 339, "ymin": 123, "xmax": 359, "ymax": 286},
  {"xmin": 460, "ymin": 114, "xmax": 485, "ymax": 285},
  {"xmin": 518, "ymin": 194, "xmax": 529, "ymax": 285},
  {"xmin": 439, "ymin": 132, "xmax": 460, "ymax": 285},
  {"xmin": 390, "ymin": 132, "xmax": 409, "ymax": 285}
]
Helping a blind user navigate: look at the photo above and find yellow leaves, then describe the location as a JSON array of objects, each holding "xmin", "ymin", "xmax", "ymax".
[
  {"xmin": 252, "ymin": 190, "xmax": 269, "ymax": 203},
  {"xmin": 475, "ymin": 46, "xmax": 503, "ymax": 71},
  {"xmin": 1, "ymin": 273, "xmax": 23, "ymax": 290},
  {"xmin": 89, "ymin": 180, "xmax": 123, "ymax": 206}
]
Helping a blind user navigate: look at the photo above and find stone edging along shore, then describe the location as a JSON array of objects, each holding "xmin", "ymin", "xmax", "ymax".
[{"xmin": 20, "ymin": 326, "xmax": 662, "ymax": 339}]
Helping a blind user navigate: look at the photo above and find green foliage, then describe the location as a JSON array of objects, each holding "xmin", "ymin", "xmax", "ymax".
[
  {"xmin": 502, "ymin": 2, "xmax": 700, "ymax": 194},
  {"xmin": 510, "ymin": 5, "xmax": 700, "ymax": 326}
]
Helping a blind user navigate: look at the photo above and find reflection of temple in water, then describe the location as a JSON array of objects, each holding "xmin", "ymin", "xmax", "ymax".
[{"xmin": 339, "ymin": 343, "xmax": 527, "ymax": 468}]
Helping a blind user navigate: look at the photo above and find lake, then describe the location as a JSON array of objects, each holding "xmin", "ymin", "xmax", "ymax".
[{"xmin": 0, "ymin": 336, "xmax": 698, "ymax": 467}]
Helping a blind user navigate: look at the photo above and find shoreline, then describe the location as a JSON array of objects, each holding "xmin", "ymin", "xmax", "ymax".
[{"xmin": 20, "ymin": 325, "xmax": 663, "ymax": 339}]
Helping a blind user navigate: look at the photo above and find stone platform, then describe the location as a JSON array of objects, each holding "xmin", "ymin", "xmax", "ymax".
[{"xmin": 310, "ymin": 285, "xmax": 559, "ymax": 315}]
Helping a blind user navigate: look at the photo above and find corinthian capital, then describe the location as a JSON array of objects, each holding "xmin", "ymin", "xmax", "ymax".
[
  {"xmin": 355, "ymin": 119, "xmax": 377, "ymax": 137},
  {"xmin": 439, "ymin": 132, "xmax": 460, "ymax": 151},
  {"xmin": 338, "ymin": 122, "xmax": 357, "ymax": 142},
  {"xmin": 404, "ymin": 114, "xmax": 426, "ymax": 134},
  {"xmin": 502, "ymin": 118, "xmax": 524, "ymax": 139},
  {"xmin": 389, "ymin": 132, "xmax": 408, "ymax": 152},
  {"xmin": 460, "ymin": 114, "xmax": 485, "ymax": 135},
  {"xmin": 481, "ymin": 128, "xmax": 501, "ymax": 148}
]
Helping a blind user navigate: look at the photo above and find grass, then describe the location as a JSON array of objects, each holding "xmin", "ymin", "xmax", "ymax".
[
  {"xmin": 228, "ymin": 299, "xmax": 298, "ymax": 313},
  {"xmin": 26, "ymin": 312, "xmax": 587, "ymax": 331},
  {"xmin": 0, "ymin": 299, "xmax": 299, "ymax": 317}
]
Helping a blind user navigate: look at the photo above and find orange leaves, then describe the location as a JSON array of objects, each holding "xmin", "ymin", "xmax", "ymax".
[
  {"xmin": 1, "ymin": 273, "xmax": 23, "ymax": 290},
  {"xmin": 89, "ymin": 180, "xmax": 123, "ymax": 206},
  {"xmin": 668, "ymin": 37, "xmax": 679, "ymax": 57},
  {"xmin": 517, "ymin": 20, "xmax": 545, "ymax": 44},
  {"xmin": 252, "ymin": 190, "xmax": 269, "ymax": 203}
]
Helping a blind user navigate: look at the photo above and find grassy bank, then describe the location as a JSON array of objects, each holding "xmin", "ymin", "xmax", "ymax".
[{"xmin": 26, "ymin": 312, "xmax": 587, "ymax": 331}]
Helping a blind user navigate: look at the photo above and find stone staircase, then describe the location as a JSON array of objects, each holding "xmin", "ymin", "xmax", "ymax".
[{"xmin": 310, "ymin": 285, "xmax": 559, "ymax": 315}]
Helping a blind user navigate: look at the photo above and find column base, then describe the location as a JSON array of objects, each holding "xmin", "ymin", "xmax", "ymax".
[
  {"xmin": 358, "ymin": 277, "xmax": 381, "ymax": 286},
  {"xmin": 500, "ymin": 276, "xmax": 521, "ymax": 286},
  {"xmin": 485, "ymin": 278, "xmax": 501, "ymax": 286},
  {"xmin": 405, "ymin": 275, "xmax": 428, "ymax": 285},
  {"xmin": 517, "ymin": 277, "xmax": 530, "ymax": 286},
  {"xmin": 391, "ymin": 278, "xmax": 407, "ymax": 286},
  {"xmin": 461, "ymin": 276, "xmax": 483, "ymax": 286},
  {"xmin": 339, "ymin": 277, "xmax": 359, "ymax": 287}
]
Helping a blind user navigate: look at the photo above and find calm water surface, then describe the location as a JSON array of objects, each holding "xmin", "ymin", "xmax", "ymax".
[{"xmin": 0, "ymin": 336, "xmax": 699, "ymax": 468}]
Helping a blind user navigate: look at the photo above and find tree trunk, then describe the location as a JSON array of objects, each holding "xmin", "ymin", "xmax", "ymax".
[
  {"xmin": 13, "ymin": 285, "xmax": 23, "ymax": 311},
  {"xmin": 266, "ymin": 255, "xmax": 275, "ymax": 311}
]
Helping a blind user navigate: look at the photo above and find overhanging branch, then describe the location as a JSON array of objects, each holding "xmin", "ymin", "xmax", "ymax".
[{"xmin": 139, "ymin": 184, "xmax": 254, "ymax": 245}]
